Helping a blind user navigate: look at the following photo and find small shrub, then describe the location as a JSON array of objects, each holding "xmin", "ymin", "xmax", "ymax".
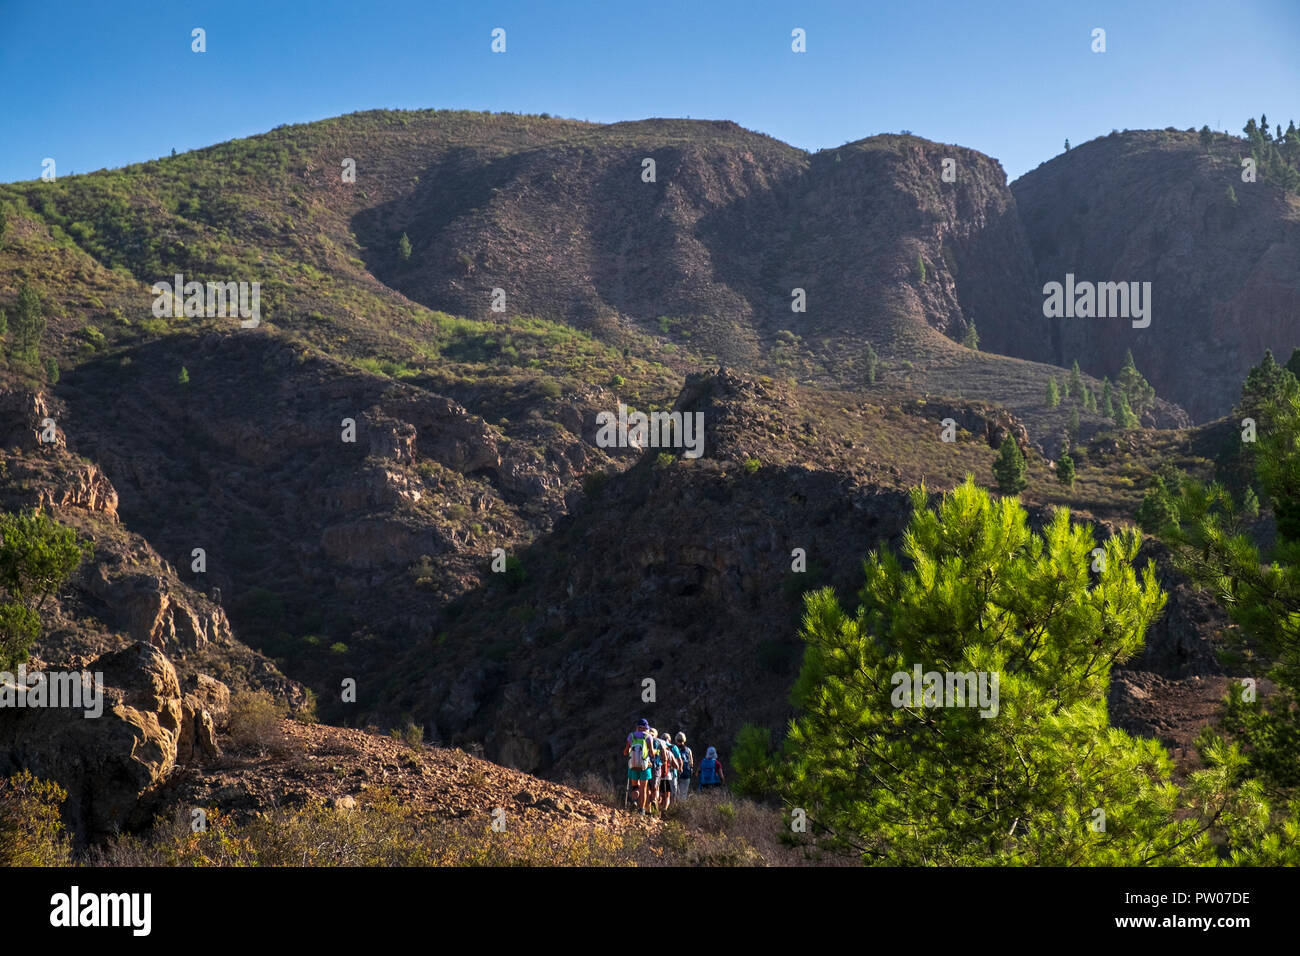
[
  {"xmin": 0, "ymin": 770, "xmax": 70, "ymax": 866},
  {"xmin": 227, "ymin": 689, "xmax": 283, "ymax": 753},
  {"xmin": 390, "ymin": 722, "xmax": 424, "ymax": 747},
  {"xmin": 715, "ymin": 801, "xmax": 737, "ymax": 829},
  {"xmin": 294, "ymin": 688, "xmax": 319, "ymax": 725},
  {"xmin": 503, "ymin": 556, "xmax": 525, "ymax": 590},
  {"xmin": 731, "ymin": 725, "xmax": 775, "ymax": 798}
]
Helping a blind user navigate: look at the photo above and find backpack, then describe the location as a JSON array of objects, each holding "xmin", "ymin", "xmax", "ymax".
[
  {"xmin": 650, "ymin": 738, "xmax": 666, "ymax": 774},
  {"xmin": 679, "ymin": 746, "xmax": 694, "ymax": 778},
  {"xmin": 628, "ymin": 732, "xmax": 650, "ymax": 770},
  {"xmin": 668, "ymin": 744, "xmax": 683, "ymax": 774},
  {"xmin": 699, "ymin": 757, "xmax": 719, "ymax": 784}
]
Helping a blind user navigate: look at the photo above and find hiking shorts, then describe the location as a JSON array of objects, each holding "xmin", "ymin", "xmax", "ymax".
[
  {"xmin": 628, "ymin": 767, "xmax": 652, "ymax": 781},
  {"xmin": 658, "ymin": 777, "xmax": 673, "ymax": 792}
]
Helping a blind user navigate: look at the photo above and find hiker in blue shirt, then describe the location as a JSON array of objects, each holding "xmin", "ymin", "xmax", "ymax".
[{"xmin": 697, "ymin": 746, "xmax": 726, "ymax": 792}]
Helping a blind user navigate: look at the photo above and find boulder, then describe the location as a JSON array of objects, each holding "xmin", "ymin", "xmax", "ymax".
[
  {"xmin": 182, "ymin": 673, "xmax": 231, "ymax": 728},
  {"xmin": 0, "ymin": 642, "xmax": 183, "ymax": 845},
  {"xmin": 177, "ymin": 698, "xmax": 221, "ymax": 764}
]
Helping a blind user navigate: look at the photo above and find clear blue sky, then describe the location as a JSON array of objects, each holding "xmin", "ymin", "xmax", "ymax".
[{"xmin": 2, "ymin": 0, "xmax": 1297, "ymax": 185}]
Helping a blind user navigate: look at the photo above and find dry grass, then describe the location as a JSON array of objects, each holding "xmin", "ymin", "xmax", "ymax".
[{"xmin": 91, "ymin": 792, "xmax": 645, "ymax": 867}]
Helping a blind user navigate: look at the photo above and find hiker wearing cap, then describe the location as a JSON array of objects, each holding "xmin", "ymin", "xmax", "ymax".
[
  {"xmin": 623, "ymin": 719, "xmax": 654, "ymax": 812},
  {"xmin": 675, "ymin": 732, "xmax": 694, "ymax": 800},
  {"xmin": 657, "ymin": 731, "xmax": 683, "ymax": 810},
  {"xmin": 697, "ymin": 746, "xmax": 725, "ymax": 792}
]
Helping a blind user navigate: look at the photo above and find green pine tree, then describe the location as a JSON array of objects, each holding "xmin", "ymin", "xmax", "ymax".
[
  {"xmin": 1069, "ymin": 360, "xmax": 1084, "ymax": 401},
  {"xmin": 1163, "ymin": 388, "xmax": 1300, "ymax": 846},
  {"xmin": 1115, "ymin": 350, "xmax": 1155, "ymax": 419},
  {"xmin": 915, "ymin": 253, "xmax": 927, "ymax": 283},
  {"xmin": 780, "ymin": 479, "xmax": 1214, "ymax": 865},
  {"xmin": 398, "ymin": 232, "xmax": 412, "ymax": 262},
  {"xmin": 1237, "ymin": 349, "xmax": 1298, "ymax": 426},
  {"xmin": 1046, "ymin": 378, "xmax": 1060, "ymax": 408},
  {"xmin": 178, "ymin": 366, "xmax": 190, "ymax": 386},
  {"xmin": 992, "ymin": 435, "xmax": 1028, "ymax": 496},
  {"xmin": 1056, "ymin": 452, "xmax": 1075, "ymax": 488},
  {"xmin": 1286, "ymin": 348, "xmax": 1300, "ymax": 382},
  {"xmin": 1135, "ymin": 477, "xmax": 1178, "ymax": 533},
  {"xmin": 962, "ymin": 321, "xmax": 979, "ymax": 350},
  {"xmin": 9, "ymin": 283, "xmax": 45, "ymax": 365},
  {"xmin": 865, "ymin": 343, "xmax": 878, "ymax": 385},
  {"xmin": 1242, "ymin": 486, "xmax": 1260, "ymax": 519},
  {"xmin": 1069, "ymin": 406, "xmax": 1080, "ymax": 441},
  {"xmin": 1114, "ymin": 392, "xmax": 1139, "ymax": 429},
  {"xmin": 1102, "ymin": 378, "xmax": 1115, "ymax": 418},
  {"xmin": 0, "ymin": 510, "xmax": 92, "ymax": 672}
]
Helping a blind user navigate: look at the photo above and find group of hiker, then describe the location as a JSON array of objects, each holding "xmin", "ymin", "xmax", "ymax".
[{"xmin": 622, "ymin": 718, "xmax": 725, "ymax": 813}]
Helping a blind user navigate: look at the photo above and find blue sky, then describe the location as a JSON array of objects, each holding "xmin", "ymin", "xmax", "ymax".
[{"xmin": 2, "ymin": 0, "xmax": 1298, "ymax": 184}]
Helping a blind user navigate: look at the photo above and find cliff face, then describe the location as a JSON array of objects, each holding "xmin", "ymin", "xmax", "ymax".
[
  {"xmin": 1013, "ymin": 129, "xmax": 1300, "ymax": 422},
  {"xmin": 360, "ymin": 127, "xmax": 1049, "ymax": 374}
]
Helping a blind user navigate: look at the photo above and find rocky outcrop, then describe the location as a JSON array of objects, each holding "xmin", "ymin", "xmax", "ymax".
[
  {"xmin": 85, "ymin": 570, "xmax": 232, "ymax": 652},
  {"xmin": 375, "ymin": 394, "xmax": 500, "ymax": 473},
  {"xmin": 35, "ymin": 460, "xmax": 119, "ymax": 519},
  {"xmin": 0, "ymin": 387, "xmax": 64, "ymax": 449},
  {"xmin": 178, "ymin": 697, "xmax": 222, "ymax": 763},
  {"xmin": 183, "ymin": 673, "xmax": 231, "ymax": 728},
  {"xmin": 903, "ymin": 398, "xmax": 1032, "ymax": 455},
  {"xmin": 0, "ymin": 643, "xmax": 183, "ymax": 844}
]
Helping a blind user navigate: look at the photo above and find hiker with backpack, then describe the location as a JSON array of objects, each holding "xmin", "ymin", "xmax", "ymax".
[
  {"xmin": 675, "ymin": 732, "xmax": 694, "ymax": 800},
  {"xmin": 623, "ymin": 719, "xmax": 655, "ymax": 812},
  {"xmin": 697, "ymin": 746, "xmax": 726, "ymax": 793},
  {"xmin": 646, "ymin": 727, "xmax": 674, "ymax": 812},
  {"xmin": 657, "ymin": 731, "xmax": 683, "ymax": 810}
]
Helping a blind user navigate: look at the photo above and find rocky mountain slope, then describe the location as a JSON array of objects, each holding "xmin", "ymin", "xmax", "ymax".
[
  {"xmin": 0, "ymin": 110, "xmax": 1288, "ymax": 850},
  {"xmin": 1013, "ymin": 128, "xmax": 1300, "ymax": 421}
]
